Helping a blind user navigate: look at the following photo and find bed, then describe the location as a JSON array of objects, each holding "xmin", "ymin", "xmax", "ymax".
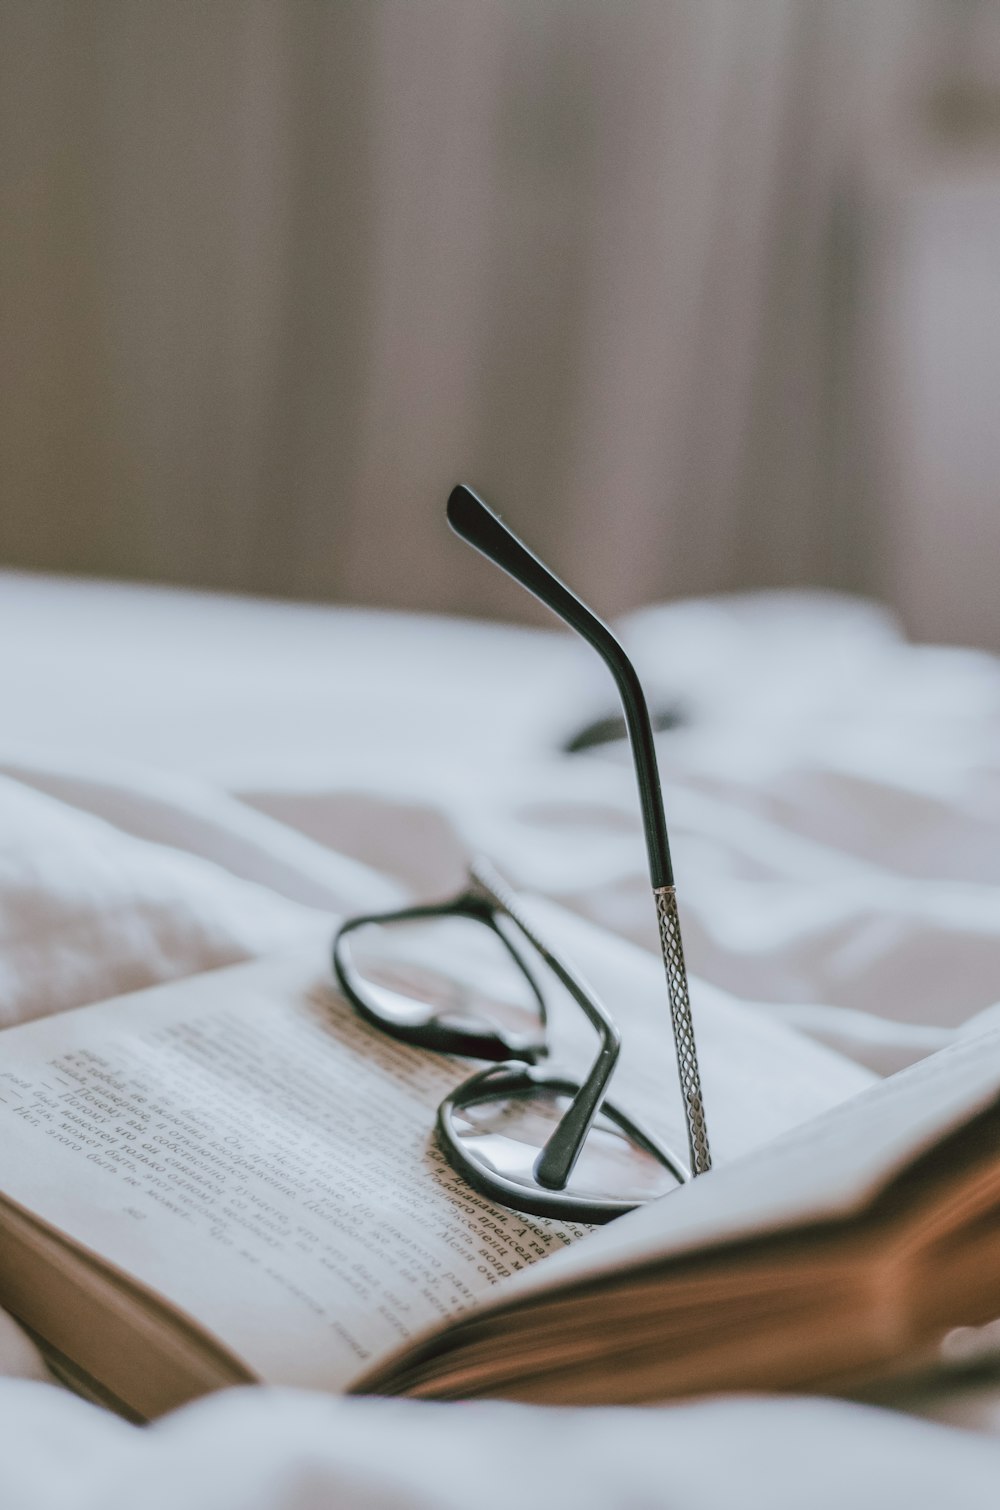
[{"xmin": 2, "ymin": 566, "xmax": 1000, "ymax": 1507}]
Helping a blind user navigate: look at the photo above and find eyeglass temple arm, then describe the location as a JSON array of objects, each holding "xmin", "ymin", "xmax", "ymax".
[
  {"xmin": 449, "ymin": 485, "xmax": 712, "ymax": 1178},
  {"xmin": 447, "ymin": 484, "xmax": 673, "ymax": 889}
]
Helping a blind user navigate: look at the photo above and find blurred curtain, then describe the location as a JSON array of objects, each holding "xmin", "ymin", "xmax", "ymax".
[{"xmin": 0, "ymin": 1, "xmax": 942, "ymax": 621}]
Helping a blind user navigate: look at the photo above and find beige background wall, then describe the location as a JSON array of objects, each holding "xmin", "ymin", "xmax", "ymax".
[{"xmin": 1, "ymin": 1, "xmax": 997, "ymax": 644}]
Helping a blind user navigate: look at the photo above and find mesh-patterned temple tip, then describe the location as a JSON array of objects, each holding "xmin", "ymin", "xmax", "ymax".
[{"xmin": 655, "ymin": 886, "xmax": 712, "ymax": 1177}]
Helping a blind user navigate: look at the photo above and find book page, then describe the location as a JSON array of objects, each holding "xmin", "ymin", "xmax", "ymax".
[
  {"xmin": 0, "ymin": 898, "xmax": 874, "ymax": 1397},
  {"xmin": 518, "ymin": 898, "xmax": 875, "ymax": 1167},
  {"xmin": 451, "ymin": 1010, "xmax": 1000, "ymax": 1321},
  {"xmin": 0, "ymin": 948, "xmax": 586, "ymax": 1393}
]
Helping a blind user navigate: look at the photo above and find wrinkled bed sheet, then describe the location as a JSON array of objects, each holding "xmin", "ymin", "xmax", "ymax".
[{"xmin": 1, "ymin": 568, "xmax": 1000, "ymax": 1507}]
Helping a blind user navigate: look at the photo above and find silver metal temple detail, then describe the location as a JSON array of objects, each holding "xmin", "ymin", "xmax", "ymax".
[{"xmin": 654, "ymin": 885, "xmax": 712, "ymax": 1177}]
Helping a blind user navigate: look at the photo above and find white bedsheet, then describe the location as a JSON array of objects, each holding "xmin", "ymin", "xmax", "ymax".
[{"xmin": 2, "ymin": 569, "xmax": 1000, "ymax": 1506}]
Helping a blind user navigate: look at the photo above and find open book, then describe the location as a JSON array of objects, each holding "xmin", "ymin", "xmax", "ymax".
[{"xmin": 0, "ymin": 900, "xmax": 997, "ymax": 1420}]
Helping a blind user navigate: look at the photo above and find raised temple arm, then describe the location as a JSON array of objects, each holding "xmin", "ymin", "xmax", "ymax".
[{"xmin": 446, "ymin": 484, "xmax": 711, "ymax": 1175}]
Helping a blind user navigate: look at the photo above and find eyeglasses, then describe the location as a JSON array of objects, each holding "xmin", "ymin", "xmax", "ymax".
[
  {"xmin": 331, "ymin": 485, "xmax": 712, "ymax": 1223},
  {"xmin": 334, "ymin": 855, "xmax": 688, "ymax": 1222}
]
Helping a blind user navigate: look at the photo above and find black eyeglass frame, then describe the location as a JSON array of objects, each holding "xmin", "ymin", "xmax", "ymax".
[
  {"xmin": 332, "ymin": 483, "xmax": 712, "ymax": 1223},
  {"xmin": 333, "ymin": 859, "xmax": 689, "ymax": 1223}
]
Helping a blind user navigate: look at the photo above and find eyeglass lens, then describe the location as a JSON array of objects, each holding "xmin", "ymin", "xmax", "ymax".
[
  {"xmin": 444, "ymin": 1075, "xmax": 683, "ymax": 1208},
  {"xmin": 336, "ymin": 909, "xmax": 547, "ymax": 1062}
]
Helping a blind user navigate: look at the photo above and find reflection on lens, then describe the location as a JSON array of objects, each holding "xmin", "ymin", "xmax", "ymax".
[
  {"xmin": 451, "ymin": 1086, "xmax": 681, "ymax": 1206},
  {"xmin": 343, "ymin": 914, "xmax": 543, "ymax": 1043}
]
